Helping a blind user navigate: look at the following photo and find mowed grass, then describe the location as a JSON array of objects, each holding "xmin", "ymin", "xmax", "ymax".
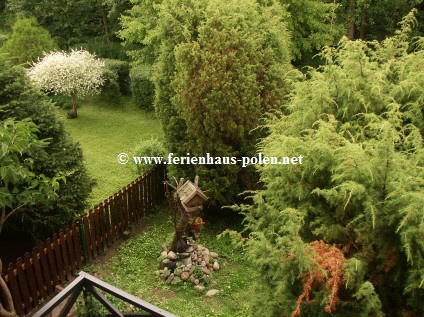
[
  {"xmin": 61, "ymin": 96, "xmax": 163, "ymax": 207},
  {"xmin": 83, "ymin": 209, "xmax": 255, "ymax": 317}
]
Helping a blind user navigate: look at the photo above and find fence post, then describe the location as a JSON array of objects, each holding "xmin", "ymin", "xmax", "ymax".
[{"xmin": 79, "ymin": 219, "xmax": 89, "ymax": 264}]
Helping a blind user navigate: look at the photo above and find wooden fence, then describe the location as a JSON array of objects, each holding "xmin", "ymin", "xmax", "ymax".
[{"xmin": 1, "ymin": 166, "xmax": 166, "ymax": 316}]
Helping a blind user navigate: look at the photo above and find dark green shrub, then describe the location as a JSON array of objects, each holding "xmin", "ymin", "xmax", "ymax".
[
  {"xmin": 100, "ymin": 66, "xmax": 120, "ymax": 101},
  {"xmin": 130, "ymin": 64, "xmax": 154, "ymax": 111},
  {"xmin": 0, "ymin": 59, "xmax": 95, "ymax": 240},
  {"xmin": 49, "ymin": 94, "xmax": 72, "ymax": 110},
  {"xmin": 75, "ymin": 39, "xmax": 128, "ymax": 60},
  {"xmin": 0, "ymin": 17, "xmax": 58, "ymax": 65},
  {"xmin": 132, "ymin": 138, "xmax": 167, "ymax": 175},
  {"xmin": 104, "ymin": 59, "xmax": 130, "ymax": 95},
  {"xmin": 0, "ymin": 33, "xmax": 8, "ymax": 46}
]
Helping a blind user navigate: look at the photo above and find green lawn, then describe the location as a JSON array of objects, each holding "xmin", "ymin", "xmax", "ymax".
[
  {"xmin": 83, "ymin": 210, "xmax": 254, "ymax": 317},
  {"xmin": 61, "ymin": 96, "xmax": 163, "ymax": 207}
]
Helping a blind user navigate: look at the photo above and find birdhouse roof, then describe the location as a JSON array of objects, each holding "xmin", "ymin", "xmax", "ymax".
[{"xmin": 177, "ymin": 180, "xmax": 208, "ymax": 205}]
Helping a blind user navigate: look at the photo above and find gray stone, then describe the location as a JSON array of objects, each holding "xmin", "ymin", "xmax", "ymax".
[
  {"xmin": 210, "ymin": 281, "xmax": 218, "ymax": 287},
  {"xmin": 201, "ymin": 261, "xmax": 206, "ymax": 267},
  {"xmin": 160, "ymin": 259, "xmax": 172, "ymax": 269},
  {"xmin": 202, "ymin": 267, "xmax": 211, "ymax": 275},
  {"xmin": 194, "ymin": 285, "xmax": 205, "ymax": 291},
  {"xmin": 182, "ymin": 257, "xmax": 192, "ymax": 266},
  {"xmin": 203, "ymin": 254, "xmax": 210, "ymax": 265},
  {"xmin": 186, "ymin": 246, "xmax": 194, "ymax": 253},
  {"xmin": 213, "ymin": 262, "xmax": 220, "ymax": 271},
  {"xmin": 165, "ymin": 274, "xmax": 174, "ymax": 284},
  {"xmin": 160, "ymin": 251, "xmax": 167, "ymax": 257},
  {"xmin": 167, "ymin": 251, "xmax": 177, "ymax": 260},
  {"xmin": 205, "ymin": 289, "xmax": 219, "ymax": 297},
  {"xmin": 202, "ymin": 248, "xmax": 210, "ymax": 255},
  {"xmin": 194, "ymin": 279, "xmax": 200, "ymax": 285},
  {"xmin": 210, "ymin": 252, "xmax": 219, "ymax": 259},
  {"xmin": 179, "ymin": 252, "xmax": 190, "ymax": 258},
  {"xmin": 180, "ymin": 271, "xmax": 190, "ymax": 281}
]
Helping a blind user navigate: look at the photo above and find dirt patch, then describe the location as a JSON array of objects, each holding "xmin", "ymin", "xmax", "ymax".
[{"xmin": 151, "ymin": 287, "xmax": 176, "ymax": 299}]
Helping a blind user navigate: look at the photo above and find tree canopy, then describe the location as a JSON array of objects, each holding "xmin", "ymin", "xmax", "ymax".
[{"xmin": 228, "ymin": 12, "xmax": 424, "ymax": 316}]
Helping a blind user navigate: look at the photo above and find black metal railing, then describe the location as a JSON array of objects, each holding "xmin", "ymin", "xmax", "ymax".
[{"xmin": 33, "ymin": 271, "xmax": 178, "ymax": 317}]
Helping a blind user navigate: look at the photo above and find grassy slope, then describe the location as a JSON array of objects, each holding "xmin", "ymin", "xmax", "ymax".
[
  {"xmin": 84, "ymin": 210, "xmax": 254, "ymax": 317},
  {"xmin": 62, "ymin": 96, "xmax": 163, "ymax": 207}
]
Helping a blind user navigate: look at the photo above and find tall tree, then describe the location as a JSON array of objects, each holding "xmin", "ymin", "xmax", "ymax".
[
  {"xmin": 227, "ymin": 12, "xmax": 424, "ymax": 316},
  {"xmin": 0, "ymin": 17, "xmax": 58, "ymax": 65},
  {"xmin": 0, "ymin": 58, "xmax": 95, "ymax": 239},
  {"xmin": 121, "ymin": 0, "xmax": 293, "ymax": 204}
]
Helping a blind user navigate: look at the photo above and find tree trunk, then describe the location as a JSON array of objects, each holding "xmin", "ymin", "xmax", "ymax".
[
  {"xmin": 71, "ymin": 94, "xmax": 78, "ymax": 118},
  {"xmin": 0, "ymin": 207, "xmax": 5, "ymax": 236},
  {"xmin": 359, "ymin": 10, "xmax": 366, "ymax": 40},
  {"xmin": 169, "ymin": 201, "xmax": 189, "ymax": 252},
  {"xmin": 347, "ymin": 0, "xmax": 356, "ymax": 40},
  {"xmin": 102, "ymin": 7, "xmax": 111, "ymax": 45},
  {"xmin": 0, "ymin": 260, "xmax": 18, "ymax": 317}
]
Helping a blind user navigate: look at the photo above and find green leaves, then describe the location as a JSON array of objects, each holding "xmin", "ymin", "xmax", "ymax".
[
  {"xmin": 0, "ymin": 118, "xmax": 61, "ymax": 233},
  {"xmin": 234, "ymin": 16, "xmax": 424, "ymax": 316}
]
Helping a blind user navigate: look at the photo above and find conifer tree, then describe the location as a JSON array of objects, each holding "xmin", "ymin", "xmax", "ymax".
[
  {"xmin": 121, "ymin": 0, "xmax": 292, "ymax": 204},
  {"xmin": 228, "ymin": 11, "xmax": 424, "ymax": 316}
]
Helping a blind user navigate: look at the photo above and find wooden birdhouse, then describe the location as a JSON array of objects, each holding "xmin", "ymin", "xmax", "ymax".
[{"xmin": 177, "ymin": 180, "xmax": 208, "ymax": 212}]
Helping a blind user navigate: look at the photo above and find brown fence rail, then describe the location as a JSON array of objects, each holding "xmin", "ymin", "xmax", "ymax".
[{"xmin": 1, "ymin": 165, "xmax": 166, "ymax": 316}]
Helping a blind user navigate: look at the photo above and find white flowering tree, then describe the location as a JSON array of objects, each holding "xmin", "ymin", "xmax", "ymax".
[{"xmin": 28, "ymin": 49, "xmax": 105, "ymax": 118}]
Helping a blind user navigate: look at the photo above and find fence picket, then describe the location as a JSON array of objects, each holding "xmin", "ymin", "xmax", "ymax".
[
  {"xmin": 38, "ymin": 243, "xmax": 53, "ymax": 295},
  {"xmin": 6, "ymin": 266, "xmax": 24, "ymax": 316},
  {"xmin": 72, "ymin": 222, "xmax": 83, "ymax": 269},
  {"xmin": 16, "ymin": 258, "xmax": 31, "ymax": 312},
  {"xmin": 23, "ymin": 253, "xmax": 38, "ymax": 306},
  {"xmin": 31, "ymin": 248, "xmax": 46, "ymax": 298}
]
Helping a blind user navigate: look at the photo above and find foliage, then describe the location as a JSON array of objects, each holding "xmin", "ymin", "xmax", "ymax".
[
  {"xmin": 337, "ymin": 0, "xmax": 424, "ymax": 41},
  {"xmin": 7, "ymin": 0, "xmax": 130, "ymax": 48},
  {"xmin": 28, "ymin": 49, "xmax": 105, "ymax": 98},
  {"xmin": 123, "ymin": 0, "xmax": 293, "ymax": 205},
  {"xmin": 49, "ymin": 94, "xmax": 72, "ymax": 110},
  {"xmin": 269, "ymin": 0, "xmax": 343, "ymax": 60},
  {"xmin": 129, "ymin": 64, "xmax": 154, "ymax": 111},
  {"xmin": 75, "ymin": 39, "xmax": 129, "ymax": 61},
  {"xmin": 0, "ymin": 59, "xmax": 94, "ymax": 239},
  {"xmin": 229, "ymin": 13, "xmax": 424, "ymax": 317},
  {"xmin": 100, "ymin": 66, "xmax": 120, "ymax": 100},
  {"xmin": 0, "ymin": 118, "xmax": 61, "ymax": 235},
  {"xmin": 28, "ymin": 49, "xmax": 105, "ymax": 116},
  {"xmin": 132, "ymin": 138, "xmax": 166, "ymax": 175},
  {"xmin": 0, "ymin": 33, "xmax": 8, "ymax": 47},
  {"xmin": 0, "ymin": 17, "xmax": 58, "ymax": 66},
  {"xmin": 104, "ymin": 59, "xmax": 130, "ymax": 94}
]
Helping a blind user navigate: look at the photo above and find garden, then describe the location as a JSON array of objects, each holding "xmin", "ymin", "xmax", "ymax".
[{"xmin": 1, "ymin": 1, "xmax": 424, "ymax": 317}]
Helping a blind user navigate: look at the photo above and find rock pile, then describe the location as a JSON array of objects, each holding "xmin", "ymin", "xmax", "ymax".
[{"xmin": 156, "ymin": 239, "xmax": 220, "ymax": 292}]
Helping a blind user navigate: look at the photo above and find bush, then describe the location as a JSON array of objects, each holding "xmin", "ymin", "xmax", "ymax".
[
  {"xmin": 75, "ymin": 39, "xmax": 128, "ymax": 60},
  {"xmin": 49, "ymin": 94, "xmax": 72, "ymax": 110},
  {"xmin": 104, "ymin": 59, "xmax": 130, "ymax": 95},
  {"xmin": 0, "ymin": 58, "xmax": 95, "ymax": 239},
  {"xmin": 0, "ymin": 33, "xmax": 8, "ymax": 47},
  {"xmin": 100, "ymin": 67, "xmax": 120, "ymax": 100},
  {"xmin": 230, "ymin": 14, "xmax": 424, "ymax": 317},
  {"xmin": 130, "ymin": 64, "xmax": 154, "ymax": 111},
  {"xmin": 0, "ymin": 17, "xmax": 58, "ymax": 65},
  {"xmin": 132, "ymin": 138, "xmax": 167, "ymax": 175}
]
